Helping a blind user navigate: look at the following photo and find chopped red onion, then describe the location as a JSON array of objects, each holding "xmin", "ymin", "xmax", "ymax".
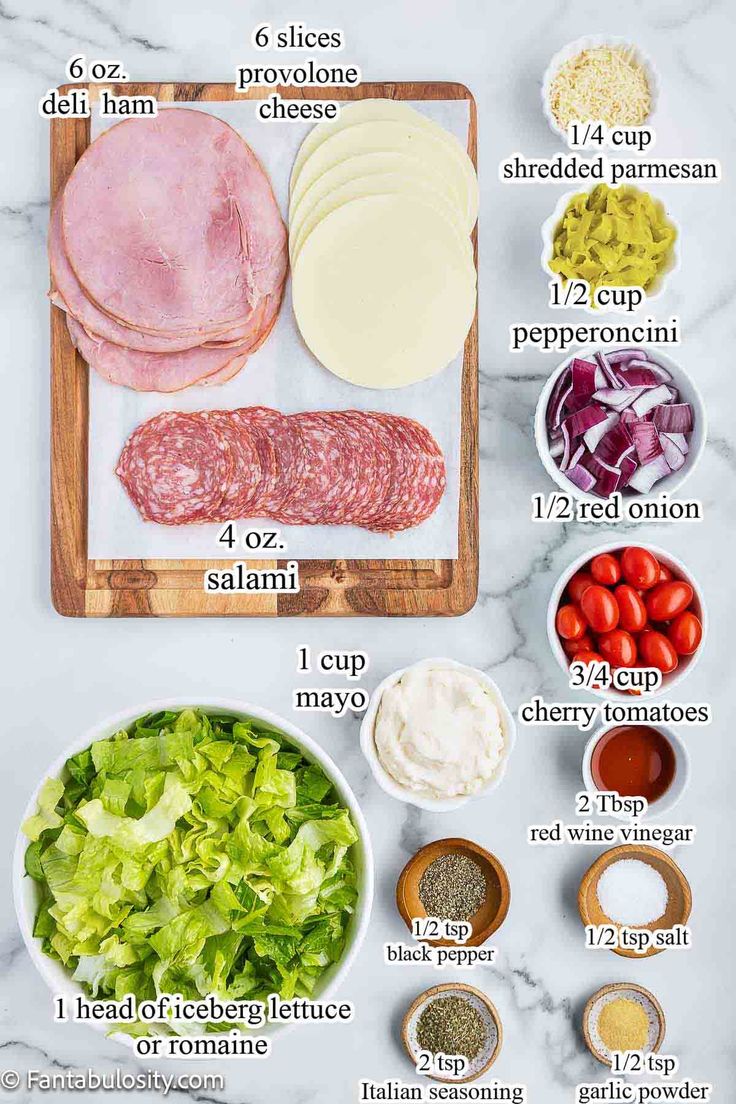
[
  {"xmin": 661, "ymin": 434, "xmax": 687, "ymax": 472},
  {"xmin": 627, "ymin": 454, "xmax": 673, "ymax": 494},
  {"xmin": 565, "ymin": 464, "xmax": 597, "ymax": 492},
  {"xmin": 594, "ymin": 387, "xmax": 648, "ymax": 411},
  {"xmin": 631, "ymin": 421, "xmax": 664, "ymax": 466},
  {"xmin": 544, "ymin": 348, "xmax": 694, "ymax": 498},
  {"xmin": 653, "ymin": 403, "xmax": 694, "ymax": 434},
  {"xmin": 632, "ymin": 384, "xmax": 674, "ymax": 417}
]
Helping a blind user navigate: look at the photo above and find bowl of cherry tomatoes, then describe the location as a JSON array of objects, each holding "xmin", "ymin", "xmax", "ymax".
[{"xmin": 547, "ymin": 543, "xmax": 707, "ymax": 699}]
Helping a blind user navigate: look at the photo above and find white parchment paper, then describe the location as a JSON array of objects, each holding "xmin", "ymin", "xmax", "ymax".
[{"xmin": 87, "ymin": 99, "xmax": 469, "ymax": 560}]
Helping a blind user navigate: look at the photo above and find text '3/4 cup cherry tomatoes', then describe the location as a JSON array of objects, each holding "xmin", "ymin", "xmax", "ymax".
[
  {"xmin": 580, "ymin": 585, "xmax": 619, "ymax": 633},
  {"xmin": 620, "ymin": 547, "xmax": 660, "ymax": 590}
]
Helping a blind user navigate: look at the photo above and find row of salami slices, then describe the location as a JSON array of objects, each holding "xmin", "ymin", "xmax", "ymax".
[
  {"xmin": 49, "ymin": 109, "xmax": 288, "ymax": 392},
  {"xmin": 116, "ymin": 408, "xmax": 446, "ymax": 532}
]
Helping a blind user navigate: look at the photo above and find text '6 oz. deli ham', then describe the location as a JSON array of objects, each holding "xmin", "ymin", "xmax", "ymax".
[
  {"xmin": 50, "ymin": 108, "xmax": 287, "ymax": 391},
  {"xmin": 116, "ymin": 409, "xmax": 446, "ymax": 533}
]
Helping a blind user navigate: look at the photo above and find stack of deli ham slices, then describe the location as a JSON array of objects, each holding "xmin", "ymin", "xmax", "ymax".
[
  {"xmin": 49, "ymin": 108, "xmax": 287, "ymax": 392},
  {"xmin": 117, "ymin": 408, "xmax": 446, "ymax": 532}
]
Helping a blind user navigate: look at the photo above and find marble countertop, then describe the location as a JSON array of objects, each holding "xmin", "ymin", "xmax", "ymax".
[{"xmin": 1, "ymin": 0, "xmax": 734, "ymax": 1100}]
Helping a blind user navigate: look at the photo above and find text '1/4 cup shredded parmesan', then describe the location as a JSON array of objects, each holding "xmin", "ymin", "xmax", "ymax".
[{"xmin": 548, "ymin": 45, "xmax": 652, "ymax": 130}]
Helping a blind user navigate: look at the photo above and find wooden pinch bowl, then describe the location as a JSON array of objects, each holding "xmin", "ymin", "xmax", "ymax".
[
  {"xmin": 402, "ymin": 982, "xmax": 503, "ymax": 1083},
  {"xmin": 396, "ymin": 838, "xmax": 510, "ymax": 947},
  {"xmin": 578, "ymin": 844, "xmax": 691, "ymax": 959}
]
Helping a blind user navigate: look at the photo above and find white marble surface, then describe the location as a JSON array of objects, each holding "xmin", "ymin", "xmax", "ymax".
[{"xmin": 1, "ymin": 0, "xmax": 734, "ymax": 1100}]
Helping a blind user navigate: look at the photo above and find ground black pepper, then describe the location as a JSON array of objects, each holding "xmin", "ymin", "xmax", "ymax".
[{"xmin": 418, "ymin": 852, "xmax": 487, "ymax": 921}]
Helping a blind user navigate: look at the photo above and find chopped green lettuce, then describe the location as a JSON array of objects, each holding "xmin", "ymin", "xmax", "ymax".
[{"xmin": 23, "ymin": 709, "xmax": 360, "ymax": 1032}]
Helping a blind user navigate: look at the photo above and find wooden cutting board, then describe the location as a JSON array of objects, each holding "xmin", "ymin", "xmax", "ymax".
[{"xmin": 50, "ymin": 81, "xmax": 478, "ymax": 617}]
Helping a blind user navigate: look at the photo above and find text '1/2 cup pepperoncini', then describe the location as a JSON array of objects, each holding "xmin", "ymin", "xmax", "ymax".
[{"xmin": 548, "ymin": 183, "xmax": 677, "ymax": 305}]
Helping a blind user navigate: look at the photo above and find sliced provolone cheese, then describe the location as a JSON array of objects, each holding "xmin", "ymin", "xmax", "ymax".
[
  {"xmin": 290, "ymin": 168, "xmax": 470, "ymax": 264},
  {"xmin": 292, "ymin": 194, "xmax": 477, "ymax": 390},
  {"xmin": 289, "ymin": 98, "xmax": 478, "ymax": 231},
  {"xmin": 289, "ymin": 121, "xmax": 475, "ymax": 233}
]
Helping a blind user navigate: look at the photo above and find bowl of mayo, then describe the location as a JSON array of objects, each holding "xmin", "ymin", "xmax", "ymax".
[{"xmin": 360, "ymin": 658, "xmax": 516, "ymax": 811}]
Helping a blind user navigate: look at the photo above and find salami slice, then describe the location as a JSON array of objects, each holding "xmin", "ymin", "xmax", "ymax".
[
  {"xmin": 369, "ymin": 414, "xmax": 446, "ymax": 531},
  {"xmin": 237, "ymin": 408, "xmax": 293, "ymax": 517},
  {"xmin": 276, "ymin": 413, "xmax": 345, "ymax": 525},
  {"xmin": 62, "ymin": 109, "xmax": 287, "ymax": 336},
  {"xmin": 116, "ymin": 407, "xmax": 445, "ymax": 531},
  {"xmin": 203, "ymin": 411, "xmax": 262, "ymax": 520},
  {"xmin": 116, "ymin": 412, "xmax": 232, "ymax": 524}
]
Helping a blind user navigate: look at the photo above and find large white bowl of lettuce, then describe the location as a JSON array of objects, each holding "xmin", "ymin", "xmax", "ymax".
[{"xmin": 14, "ymin": 699, "xmax": 373, "ymax": 1046}]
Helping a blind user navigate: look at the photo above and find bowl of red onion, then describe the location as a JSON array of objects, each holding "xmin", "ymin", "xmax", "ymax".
[{"xmin": 535, "ymin": 346, "xmax": 706, "ymax": 503}]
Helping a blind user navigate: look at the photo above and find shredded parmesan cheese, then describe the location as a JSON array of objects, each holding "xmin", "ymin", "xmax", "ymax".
[{"xmin": 548, "ymin": 46, "xmax": 651, "ymax": 130}]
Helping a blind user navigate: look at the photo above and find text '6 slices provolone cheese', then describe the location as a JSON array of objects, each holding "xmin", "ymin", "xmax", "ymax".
[
  {"xmin": 289, "ymin": 99, "xmax": 478, "ymax": 390},
  {"xmin": 292, "ymin": 194, "xmax": 476, "ymax": 390}
]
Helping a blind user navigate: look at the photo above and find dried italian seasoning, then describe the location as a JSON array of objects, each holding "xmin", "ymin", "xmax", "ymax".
[
  {"xmin": 418, "ymin": 853, "xmax": 487, "ymax": 922},
  {"xmin": 416, "ymin": 995, "xmax": 488, "ymax": 1060}
]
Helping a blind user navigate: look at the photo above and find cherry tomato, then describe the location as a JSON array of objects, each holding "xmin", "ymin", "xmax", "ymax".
[
  {"xmin": 573, "ymin": 650, "xmax": 604, "ymax": 666},
  {"xmin": 614, "ymin": 585, "xmax": 647, "ymax": 633},
  {"xmin": 556, "ymin": 604, "xmax": 588, "ymax": 641},
  {"xmin": 597, "ymin": 628, "xmax": 637, "ymax": 668},
  {"xmin": 590, "ymin": 553, "xmax": 622, "ymax": 587},
  {"xmin": 620, "ymin": 547, "xmax": 660, "ymax": 589},
  {"xmin": 568, "ymin": 571, "xmax": 594, "ymax": 605},
  {"xmin": 638, "ymin": 630, "xmax": 679, "ymax": 674},
  {"xmin": 563, "ymin": 633, "xmax": 594, "ymax": 657},
  {"xmin": 580, "ymin": 585, "xmax": 619, "ymax": 633},
  {"xmin": 658, "ymin": 563, "xmax": 674, "ymax": 583},
  {"xmin": 668, "ymin": 611, "xmax": 703, "ymax": 656},
  {"xmin": 646, "ymin": 580, "xmax": 694, "ymax": 622}
]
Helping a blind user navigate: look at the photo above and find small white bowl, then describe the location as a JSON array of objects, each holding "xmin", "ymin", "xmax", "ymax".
[
  {"xmin": 547, "ymin": 541, "xmax": 708, "ymax": 701},
  {"xmin": 582, "ymin": 721, "xmax": 691, "ymax": 819},
  {"xmin": 360, "ymin": 658, "xmax": 516, "ymax": 813},
  {"xmin": 534, "ymin": 344, "xmax": 707, "ymax": 504},
  {"xmin": 541, "ymin": 35, "xmax": 660, "ymax": 144},
  {"xmin": 541, "ymin": 186, "xmax": 680, "ymax": 313},
  {"xmin": 14, "ymin": 697, "xmax": 374, "ymax": 1049}
]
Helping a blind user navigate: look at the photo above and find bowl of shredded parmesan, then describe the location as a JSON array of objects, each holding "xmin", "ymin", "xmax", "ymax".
[{"xmin": 542, "ymin": 36, "xmax": 659, "ymax": 142}]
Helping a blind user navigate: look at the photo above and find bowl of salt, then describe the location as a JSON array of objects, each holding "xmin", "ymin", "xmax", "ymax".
[{"xmin": 578, "ymin": 844, "xmax": 692, "ymax": 959}]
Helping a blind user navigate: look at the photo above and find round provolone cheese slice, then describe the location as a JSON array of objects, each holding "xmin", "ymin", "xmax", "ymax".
[
  {"xmin": 289, "ymin": 150, "xmax": 448, "ymax": 241},
  {"xmin": 289, "ymin": 121, "xmax": 474, "ymax": 233},
  {"xmin": 292, "ymin": 194, "xmax": 477, "ymax": 390},
  {"xmin": 290, "ymin": 168, "xmax": 470, "ymax": 264},
  {"xmin": 290, "ymin": 98, "xmax": 478, "ymax": 231}
]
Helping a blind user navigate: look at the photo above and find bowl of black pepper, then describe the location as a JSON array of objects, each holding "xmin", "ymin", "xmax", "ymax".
[
  {"xmin": 396, "ymin": 838, "xmax": 510, "ymax": 947},
  {"xmin": 402, "ymin": 982, "xmax": 503, "ymax": 1083}
]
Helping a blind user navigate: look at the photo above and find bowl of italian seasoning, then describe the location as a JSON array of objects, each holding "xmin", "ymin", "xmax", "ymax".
[
  {"xmin": 583, "ymin": 982, "xmax": 665, "ymax": 1065},
  {"xmin": 542, "ymin": 36, "xmax": 659, "ymax": 143},
  {"xmin": 402, "ymin": 983, "xmax": 503, "ymax": 1083},
  {"xmin": 396, "ymin": 838, "xmax": 510, "ymax": 947}
]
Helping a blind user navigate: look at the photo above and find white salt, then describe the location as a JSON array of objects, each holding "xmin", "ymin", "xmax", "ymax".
[{"xmin": 596, "ymin": 859, "xmax": 669, "ymax": 927}]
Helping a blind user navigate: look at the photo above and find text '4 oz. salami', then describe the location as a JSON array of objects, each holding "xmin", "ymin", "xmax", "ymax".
[{"xmin": 116, "ymin": 409, "xmax": 446, "ymax": 532}]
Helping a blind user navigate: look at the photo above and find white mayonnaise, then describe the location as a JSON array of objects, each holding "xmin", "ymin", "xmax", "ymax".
[{"xmin": 373, "ymin": 664, "xmax": 505, "ymax": 799}]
